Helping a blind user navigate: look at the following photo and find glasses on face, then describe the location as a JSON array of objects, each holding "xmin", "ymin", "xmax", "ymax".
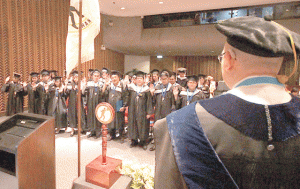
[{"xmin": 218, "ymin": 52, "xmax": 226, "ymax": 63}]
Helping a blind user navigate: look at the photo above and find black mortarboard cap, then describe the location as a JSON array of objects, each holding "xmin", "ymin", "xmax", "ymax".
[
  {"xmin": 40, "ymin": 69, "xmax": 49, "ymax": 76},
  {"xmin": 215, "ymin": 16, "xmax": 300, "ymax": 57},
  {"xmin": 187, "ymin": 75, "xmax": 199, "ymax": 83},
  {"xmin": 160, "ymin": 70, "xmax": 170, "ymax": 77},
  {"xmin": 92, "ymin": 69, "xmax": 101, "ymax": 75},
  {"xmin": 88, "ymin": 69, "xmax": 94, "ymax": 72},
  {"xmin": 54, "ymin": 76, "xmax": 62, "ymax": 81},
  {"xmin": 135, "ymin": 71, "xmax": 145, "ymax": 78},
  {"xmin": 102, "ymin": 67, "xmax": 110, "ymax": 74},
  {"xmin": 150, "ymin": 69, "xmax": 159, "ymax": 75},
  {"xmin": 71, "ymin": 70, "xmax": 79, "ymax": 76},
  {"xmin": 13, "ymin": 72, "xmax": 21, "ymax": 78},
  {"xmin": 111, "ymin": 70, "xmax": 121, "ymax": 77},
  {"xmin": 177, "ymin": 67, "xmax": 187, "ymax": 73},
  {"xmin": 30, "ymin": 72, "xmax": 39, "ymax": 77}
]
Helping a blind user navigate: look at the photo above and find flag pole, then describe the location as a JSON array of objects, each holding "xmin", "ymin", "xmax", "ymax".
[{"xmin": 77, "ymin": 0, "xmax": 83, "ymax": 177}]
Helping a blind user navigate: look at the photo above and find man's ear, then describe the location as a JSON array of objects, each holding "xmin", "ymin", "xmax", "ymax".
[{"xmin": 223, "ymin": 50, "xmax": 235, "ymax": 71}]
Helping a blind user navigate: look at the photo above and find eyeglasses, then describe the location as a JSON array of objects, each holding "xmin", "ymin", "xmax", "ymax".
[{"xmin": 218, "ymin": 52, "xmax": 226, "ymax": 63}]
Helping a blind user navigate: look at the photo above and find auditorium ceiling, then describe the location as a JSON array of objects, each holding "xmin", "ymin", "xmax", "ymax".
[
  {"xmin": 99, "ymin": 0, "xmax": 300, "ymax": 56},
  {"xmin": 100, "ymin": 0, "xmax": 297, "ymax": 17}
]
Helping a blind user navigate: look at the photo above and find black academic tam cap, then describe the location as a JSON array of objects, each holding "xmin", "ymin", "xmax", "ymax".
[
  {"xmin": 187, "ymin": 75, "xmax": 199, "ymax": 82},
  {"xmin": 40, "ymin": 69, "xmax": 49, "ymax": 76},
  {"xmin": 88, "ymin": 69, "xmax": 94, "ymax": 72},
  {"xmin": 215, "ymin": 16, "xmax": 300, "ymax": 57},
  {"xmin": 30, "ymin": 72, "xmax": 39, "ymax": 77}
]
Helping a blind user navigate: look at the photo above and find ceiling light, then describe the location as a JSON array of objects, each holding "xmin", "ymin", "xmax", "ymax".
[
  {"xmin": 159, "ymin": 2, "xmax": 164, "ymax": 4},
  {"xmin": 157, "ymin": 55, "xmax": 163, "ymax": 59},
  {"xmin": 121, "ymin": 7, "xmax": 125, "ymax": 10}
]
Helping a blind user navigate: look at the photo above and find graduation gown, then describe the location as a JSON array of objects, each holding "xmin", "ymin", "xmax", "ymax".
[
  {"xmin": 1, "ymin": 82, "xmax": 26, "ymax": 116},
  {"xmin": 46, "ymin": 85, "xmax": 67, "ymax": 129},
  {"xmin": 65, "ymin": 81, "xmax": 86, "ymax": 129},
  {"xmin": 84, "ymin": 81, "xmax": 104, "ymax": 135},
  {"xmin": 127, "ymin": 84, "xmax": 153, "ymax": 141},
  {"xmin": 154, "ymin": 94, "xmax": 300, "ymax": 189},
  {"xmin": 152, "ymin": 83, "xmax": 175, "ymax": 121},
  {"xmin": 25, "ymin": 82, "xmax": 44, "ymax": 114},
  {"xmin": 175, "ymin": 89, "xmax": 205, "ymax": 110},
  {"xmin": 176, "ymin": 76, "xmax": 188, "ymax": 87},
  {"xmin": 39, "ymin": 80, "xmax": 53, "ymax": 115},
  {"xmin": 103, "ymin": 82, "xmax": 128, "ymax": 133}
]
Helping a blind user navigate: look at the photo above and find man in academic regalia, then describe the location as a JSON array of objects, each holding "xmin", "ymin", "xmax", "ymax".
[
  {"xmin": 149, "ymin": 70, "xmax": 175, "ymax": 151},
  {"xmin": 83, "ymin": 69, "xmax": 104, "ymax": 139},
  {"xmin": 176, "ymin": 67, "xmax": 188, "ymax": 87},
  {"xmin": 39, "ymin": 69, "xmax": 53, "ymax": 115},
  {"xmin": 1, "ymin": 73, "xmax": 27, "ymax": 116},
  {"xmin": 65, "ymin": 70, "xmax": 86, "ymax": 137},
  {"xmin": 154, "ymin": 16, "xmax": 300, "ymax": 189},
  {"xmin": 103, "ymin": 70, "xmax": 128, "ymax": 141},
  {"xmin": 127, "ymin": 71, "xmax": 153, "ymax": 150},
  {"xmin": 25, "ymin": 72, "xmax": 44, "ymax": 114},
  {"xmin": 174, "ymin": 75, "xmax": 205, "ymax": 110},
  {"xmin": 46, "ymin": 76, "xmax": 67, "ymax": 133},
  {"xmin": 150, "ymin": 70, "xmax": 175, "ymax": 121}
]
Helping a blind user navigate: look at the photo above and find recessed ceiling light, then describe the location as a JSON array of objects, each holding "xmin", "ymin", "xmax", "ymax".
[
  {"xmin": 159, "ymin": 2, "xmax": 164, "ymax": 4},
  {"xmin": 157, "ymin": 55, "xmax": 163, "ymax": 59},
  {"xmin": 121, "ymin": 7, "xmax": 125, "ymax": 10}
]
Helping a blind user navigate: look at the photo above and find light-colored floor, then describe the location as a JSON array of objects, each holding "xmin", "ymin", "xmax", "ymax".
[
  {"xmin": 0, "ymin": 115, "xmax": 155, "ymax": 189},
  {"xmin": 55, "ymin": 130, "xmax": 155, "ymax": 189}
]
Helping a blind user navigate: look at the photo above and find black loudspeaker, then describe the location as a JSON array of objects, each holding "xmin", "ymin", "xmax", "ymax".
[{"xmin": 0, "ymin": 113, "xmax": 55, "ymax": 189}]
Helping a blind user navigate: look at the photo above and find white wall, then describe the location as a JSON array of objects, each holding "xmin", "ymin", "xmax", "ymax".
[{"xmin": 124, "ymin": 55, "xmax": 150, "ymax": 74}]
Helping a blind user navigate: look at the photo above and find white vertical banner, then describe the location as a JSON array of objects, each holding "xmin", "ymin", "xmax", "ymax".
[{"xmin": 66, "ymin": 0, "xmax": 100, "ymax": 75}]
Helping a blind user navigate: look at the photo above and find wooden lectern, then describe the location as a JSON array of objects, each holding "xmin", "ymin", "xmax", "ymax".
[{"xmin": 0, "ymin": 113, "xmax": 55, "ymax": 189}]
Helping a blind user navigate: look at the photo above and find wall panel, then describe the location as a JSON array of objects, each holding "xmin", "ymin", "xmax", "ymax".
[
  {"xmin": 0, "ymin": 0, "xmax": 70, "ymax": 115},
  {"xmin": 151, "ymin": 55, "xmax": 298, "ymax": 85}
]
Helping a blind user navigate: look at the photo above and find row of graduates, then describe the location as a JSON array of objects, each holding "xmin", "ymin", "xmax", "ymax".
[{"xmin": 1, "ymin": 68, "xmax": 207, "ymax": 150}]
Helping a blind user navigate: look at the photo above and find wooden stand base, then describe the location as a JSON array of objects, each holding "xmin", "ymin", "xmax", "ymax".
[{"xmin": 86, "ymin": 156, "xmax": 122, "ymax": 188}]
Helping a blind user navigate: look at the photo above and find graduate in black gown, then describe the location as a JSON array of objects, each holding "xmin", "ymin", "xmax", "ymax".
[
  {"xmin": 127, "ymin": 71, "xmax": 153, "ymax": 150},
  {"xmin": 39, "ymin": 69, "xmax": 53, "ymax": 115},
  {"xmin": 174, "ymin": 75, "xmax": 206, "ymax": 110},
  {"xmin": 83, "ymin": 69, "xmax": 104, "ymax": 139},
  {"xmin": 150, "ymin": 70, "xmax": 175, "ymax": 121},
  {"xmin": 65, "ymin": 71, "xmax": 86, "ymax": 137},
  {"xmin": 103, "ymin": 70, "xmax": 128, "ymax": 141},
  {"xmin": 176, "ymin": 67, "xmax": 188, "ymax": 87},
  {"xmin": 46, "ymin": 76, "xmax": 67, "ymax": 133},
  {"xmin": 1, "ymin": 73, "xmax": 27, "ymax": 116},
  {"xmin": 149, "ymin": 70, "xmax": 175, "ymax": 151},
  {"xmin": 25, "ymin": 72, "xmax": 44, "ymax": 114}
]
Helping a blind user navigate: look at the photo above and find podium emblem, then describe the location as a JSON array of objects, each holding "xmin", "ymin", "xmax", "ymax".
[{"xmin": 95, "ymin": 102, "xmax": 115, "ymax": 124}]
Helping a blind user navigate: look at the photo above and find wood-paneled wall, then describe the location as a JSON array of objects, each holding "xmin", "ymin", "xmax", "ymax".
[
  {"xmin": 0, "ymin": 0, "xmax": 70, "ymax": 115},
  {"xmin": 150, "ymin": 56, "xmax": 222, "ymax": 81},
  {"xmin": 150, "ymin": 55, "xmax": 299, "ymax": 85}
]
